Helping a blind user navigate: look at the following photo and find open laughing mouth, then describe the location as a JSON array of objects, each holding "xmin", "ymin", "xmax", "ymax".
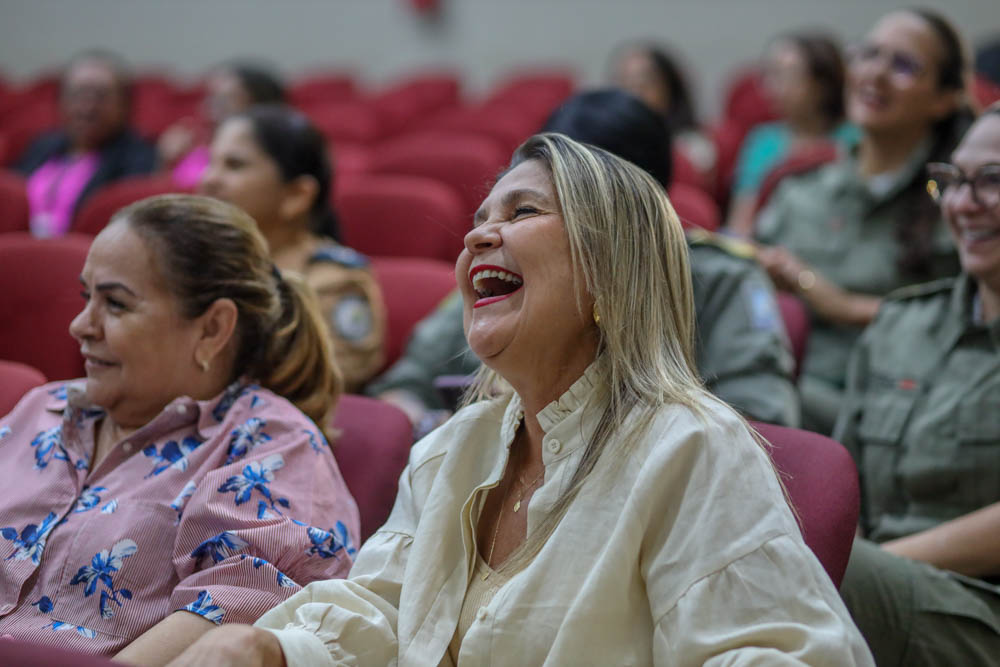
[{"xmin": 469, "ymin": 264, "xmax": 524, "ymax": 308}]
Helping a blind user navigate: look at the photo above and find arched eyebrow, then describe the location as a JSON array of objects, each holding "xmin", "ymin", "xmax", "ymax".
[
  {"xmin": 78, "ymin": 275, "xmax": 138, "ymax": 298},
  {"xmin": 473, "ymin": 187, "xmax": 552, "ymax": 225}
]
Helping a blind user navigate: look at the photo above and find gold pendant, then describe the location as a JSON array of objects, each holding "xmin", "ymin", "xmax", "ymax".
[{"xmin": 513, "ymin": 499, "xmax": 521, "ymax": 513}]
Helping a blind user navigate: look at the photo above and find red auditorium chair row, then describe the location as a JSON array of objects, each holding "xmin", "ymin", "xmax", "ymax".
[{"xmin": 0, "ymin": 69, "xmax": 576, "ymax": 166}]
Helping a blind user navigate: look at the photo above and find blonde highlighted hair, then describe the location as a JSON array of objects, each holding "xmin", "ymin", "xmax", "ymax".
[
  {"xmin": 467, "ymin": 133, "xmax": 710, "ymax": 567},
  {"xmin": 115, "ymin": 194, "xmax": 342, "ymax": 440}
]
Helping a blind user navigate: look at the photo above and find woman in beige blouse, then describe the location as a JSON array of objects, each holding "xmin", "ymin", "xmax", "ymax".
[{"xmin": 166, "ymin": 134, "xmax": 871, "ymax": 666}]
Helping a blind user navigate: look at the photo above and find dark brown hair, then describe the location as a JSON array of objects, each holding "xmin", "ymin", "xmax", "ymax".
[
  {"xmin": 115, "ymin": 194, "xmax": 342, "ymax": 438},
  {"xmin": 896, "ymin": 8, "xmax": 974, "ymax": 278}
]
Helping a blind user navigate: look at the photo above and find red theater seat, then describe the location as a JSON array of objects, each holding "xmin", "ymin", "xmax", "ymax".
[
  {"xmin": 413, "ymin": 104, "xmax": 538, "ymax": 156},
  {"xmin": 337, "ymin": 174, "xmax": 467, "ymax": 263},
  {"xmin": 750, "ymin": 421, "xmax": 860, "ymax": 587},
  {"xmin": 370, "ymin": 131, "xmax": 507, "ymax": 220},
  {"xmin": 776, "ymin": 291, "xmax": 810, "ymax": 380},
  {"xmin": 331, "ymin": 394, "xmax": 413, "ymax": 540},
  {"xmin": 0, "ymin": 169, "xmax": 30, "ymax": 232},
  {"xmin": 0, "ymin": 233, "xmax": 91, "ymax": 381},
  {"xmin": 372, "ymin": 72, "xmax": 461, "ymax": 135},
  {"xmin": 289, "ymin": 73, "xmax": 357, "ymax": 107},
  {"xmin": 73, "ymin": 176, "xmax": 189, "ymax": 236},
  {"xmin": 668, "ymin": 183, "xmax": 720, "ymax": 231},
  {"xmin": 0, "ymin": 360, "xmax": 47, "ymax": 417},
  {"xmin": 305, "ymin": 100, "xmax": 383, "ymax": 145},
  {"xmin": 371, "ymin": 257, "xmax": 457, "ymax": 369}
]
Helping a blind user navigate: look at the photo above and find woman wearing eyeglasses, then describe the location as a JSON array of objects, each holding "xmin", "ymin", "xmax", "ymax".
[
  {"xmin": 833, "ymin": 105, "xmax": 1000, "ymax": 665},
  {"xmin": 753, "ymin": 9, "xmax": 973, "ymax": 434}
]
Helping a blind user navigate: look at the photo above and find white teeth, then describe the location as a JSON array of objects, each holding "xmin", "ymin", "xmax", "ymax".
[
  {"xmin": 964, "ymin": 229, "xmax": 1000, "ymax": 242},
  {"xmin": 471, "ymin": 268, "xmax": 523, "ymax": 298}
]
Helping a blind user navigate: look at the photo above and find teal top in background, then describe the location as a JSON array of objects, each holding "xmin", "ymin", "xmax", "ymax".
[{"xmin": 733, "ymin": 121, "xmax": 861, "ymax": 196}]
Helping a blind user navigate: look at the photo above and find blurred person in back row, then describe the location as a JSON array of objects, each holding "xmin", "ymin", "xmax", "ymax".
[
  {"xmin": 835, "ymin": 105, "xmax": 1000, "ymax": 666},
  {"xmin": 0, "ymin": 195, "xmax": 358, "ymax": 662},
  {"xmin": 726, "ymin": 30, "xmax": 860, "ymax": 236},
  {"xmin": 368, "ymin": 89, "xmax": 798, "ymax": 435},
  {"xmin": 16, "ymin": 50, "xmax": 156, "ymax": 238},
  {"xmin": 610, "ymin": 41, "xmax": 716, "ymax": 178},
  {"xmin": 754, "ymin": 8, "xmax": 973, "ymax": 434},
  {"xmin": 169, "ymin": 132, "xmax": 870, "ymax": 667},
  {"xmin": 159, "ymin": 61, "xmax": 286, "ymax": 187},
  {"xmin": 200, "ymin": 105, "xmax": 386, "ymax": 390}
]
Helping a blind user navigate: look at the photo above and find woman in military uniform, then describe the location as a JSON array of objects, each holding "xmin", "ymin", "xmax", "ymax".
[
  {"xmin": 754, "ymin": 9, "xmax": 972, "ymax": 433},
  {"xmin": 200, "ymin": 105, "xmax": 385, "ymax": 391},
  {"xmin": 835, "ymin": 106, "xmax": 1000, "ymax": 665}
]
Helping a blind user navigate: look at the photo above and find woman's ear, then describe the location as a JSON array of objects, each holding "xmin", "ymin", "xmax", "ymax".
[
  {"xmin": 194, "ymin": 297, "xmax": 239, "ymax": 370},
  {"xmin": 278, "ymin": 175, "xmax": 320, "ymax": 223}
]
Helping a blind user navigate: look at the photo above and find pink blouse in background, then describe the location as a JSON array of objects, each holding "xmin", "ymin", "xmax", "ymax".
[
  {"xmin": 26, "ymin": 153, "xmax": 100, "ymax": 238},
  {"xmin": 0, "ymin": 381, "xmax": 359, "ymax": 655},
  {"xmin": 171, "ymin": 146, "xmax": 210, "ymax": 188}
]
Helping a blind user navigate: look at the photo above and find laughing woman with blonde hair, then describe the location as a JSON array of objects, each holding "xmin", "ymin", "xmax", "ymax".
[{"xmin": 171, "ymin": 134, "xmax": 871, "ymax": 666}]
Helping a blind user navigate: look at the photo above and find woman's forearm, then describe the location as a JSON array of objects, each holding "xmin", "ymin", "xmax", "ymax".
[
  {"xmin": 799, "ymin": 274, "xmax": 881, "ymax": 327},
  {"xmin": 114, "ymin": 611, "xmax": 216, "ymax": 666},
  {"xmin": 881, "ymin": 501, "xmax": 1000, "ymax": 578}
]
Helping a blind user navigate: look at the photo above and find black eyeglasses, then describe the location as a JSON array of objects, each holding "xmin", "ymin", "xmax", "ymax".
[{"xmin": 926, "ymin": 162, "xmax": 1000, "ymax": 209}]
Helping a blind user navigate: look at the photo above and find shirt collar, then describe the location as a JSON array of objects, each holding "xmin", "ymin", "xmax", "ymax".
[
  {"xmin": 534, "ymin": 361, "xmax": 603, "ymax": 435},
  {"xmin": 43, "ymin": 379, "xmax": 252, "ymax": 441},
  {"xmin": 836, "ymin": 138, "xmax": 932, "ymax": 206}
]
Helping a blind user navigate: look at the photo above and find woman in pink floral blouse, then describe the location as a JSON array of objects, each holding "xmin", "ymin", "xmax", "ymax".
[{"xmin": 0, "ymin": 194, "xmax": 359, "ymax": 664}]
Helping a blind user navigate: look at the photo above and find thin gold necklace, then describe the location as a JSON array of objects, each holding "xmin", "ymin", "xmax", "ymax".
[
  {"xmin": 484, "ymin": 477, "xmax": 512, "ymax": 579},
  {"xmin": 512, "ymin": 468, "xmax": 544, "ymax": 513}
]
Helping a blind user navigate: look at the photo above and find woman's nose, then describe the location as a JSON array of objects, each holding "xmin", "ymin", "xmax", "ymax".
[
  {"xmin": 69, "ymin": 301, "xmax": 97, "ymax": 342},
  {"xmin": 464, "ymin": 222, "xmax": 502, "ymax": 254}
]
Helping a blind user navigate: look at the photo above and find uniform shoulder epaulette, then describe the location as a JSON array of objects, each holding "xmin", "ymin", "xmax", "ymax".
[
  {"xmin": 685, "ymin": 228, "xmax": 757, "ymax": 260},
  {"xmin": 884, "ymin": 277, "xmax": 955, "ymax": 302},
  {"xmin": 308, "ymin": 243, "xmax": 370, "ymax": 269}
]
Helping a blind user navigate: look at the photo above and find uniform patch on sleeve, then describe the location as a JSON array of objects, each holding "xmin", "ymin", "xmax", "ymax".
[
  {"xmin": 743, "ymin": 284, "xmax": 782, "ymax": 332},
  {"xmin": 332, "ymin": 295, "xmax": 374, "ymax": 342}
]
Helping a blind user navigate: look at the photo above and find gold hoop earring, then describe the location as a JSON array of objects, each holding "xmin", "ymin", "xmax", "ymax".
[{"xmin": 592, "ymin": 302, "xmax": 601, "ymax": 325}]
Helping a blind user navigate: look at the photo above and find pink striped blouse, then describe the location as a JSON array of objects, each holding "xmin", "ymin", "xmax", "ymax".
[{"xmin": 0, "ymin": 381, "xmax": 359, "ymax": 655}]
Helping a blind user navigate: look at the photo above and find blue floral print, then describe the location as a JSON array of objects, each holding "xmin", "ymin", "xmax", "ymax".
[
  {"xmin": 0, "ymin": 425, "xmax": 11, "ymax": 441},
  {"xmin": 225, "ymin": 417, "xmax": 272, "ymax": 464},
  {"xmin": 169, "ymin": 480, "xmax": 197, "ymax": 523},
  {"xmin": 46, "ymin": 621, "xmax": 97, "ymax": 638},
  {"xmin": 32, "ymin": 595, "xmax": 54, "ymax": 613},
  {"xmin": 30, "ymin": 425, "xmax": 67, "ymax": 470},
  {"xmin": 181, "ymin": 590, "xmax": 226, "ymax": 624},
  {"xmin": 47, "ymin": 385, "xmax": 68, "ymax": 401},
  {"xmin": 190, "ymin": 531, "xmax": 249, "ymax": 565},
  {"xmin": 277, "ymin": 571, "xmax": 296, "ymax": 588},
  {"xmin": 305, "ymin": 521, "xmax": 356, "ymax": 559},
  {"xmin": 304, "ymin": 429, "xmax": 326, "ymax": 454},
  {"xmin": 237, "ymin": 554, "xmax": 297, "ymax": 588},
  {"xmin": 2, "ymin": 511, "xmax": 58, "ymax": 563},
  {"xmin": 217, "ymin": 453, "xmax": 290, "ymax": 519},
  {"xmin": 72, "ymin": 485, "xmax": 109, "ymax": 513},
  {"xmin": 142, "ymin": 436, "xmax": 203, "ymax": 478},
  {"xmin": 101, "ymin": 499, "xmax": 118, "ymax": 514},
  {"xmin": 70, "ymin": 539, "xmax": 137, "ymax": 619},
  {"xmin": 212, "ymin": 383, "xmax": 249, "ymax": 422}
]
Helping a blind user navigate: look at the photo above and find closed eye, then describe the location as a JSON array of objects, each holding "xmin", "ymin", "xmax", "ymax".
[{"xmin": 512, "ymin": 206, "xmax": 540, "ymax": 220}]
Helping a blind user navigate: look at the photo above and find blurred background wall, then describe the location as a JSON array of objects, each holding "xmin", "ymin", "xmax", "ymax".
[{"xmin": 2, "ymin": 0, "xmax": 997, "ymax": 116}]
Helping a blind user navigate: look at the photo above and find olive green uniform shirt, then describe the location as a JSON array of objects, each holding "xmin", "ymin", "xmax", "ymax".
[
  {"xmin": 834, "ymin": 274, "xmax": 1000, "ymax": 543},
  {"xmin": 366, "ymin": 235, "xmax": 799, "ymax": 426},
  {"xmin": 756, "ymin": 146, "xmax": 957, "ymax": 432}
]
